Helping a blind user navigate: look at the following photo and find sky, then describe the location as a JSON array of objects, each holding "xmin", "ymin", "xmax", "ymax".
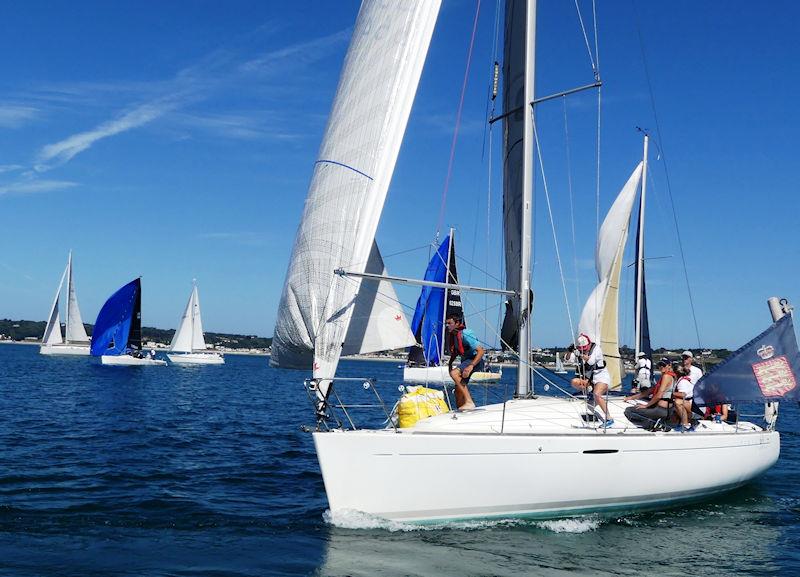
[{"xmin": 1, "ymin": 0, "xmax": 798, "ymax": 350}]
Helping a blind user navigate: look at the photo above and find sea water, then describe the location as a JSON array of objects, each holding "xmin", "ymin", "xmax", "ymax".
[{"xmin": 0, "ymin": 344, "xmax": 798, "ymax": 576}]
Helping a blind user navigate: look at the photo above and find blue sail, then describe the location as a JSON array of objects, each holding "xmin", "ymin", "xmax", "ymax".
[
  {"xmin": 90, "ymin": 278, "xmax": 141, "ymax": 357},
  {"xmin": 694, "ymin": 314, "xmax": 800, "ymax": 405},
  {"xmin": 634, "ymin": 196, "xmax": 652, "ymax": 358},
  {"xmin": 408, "ymin": 235, "xmax": 462, "ymax": 366}
]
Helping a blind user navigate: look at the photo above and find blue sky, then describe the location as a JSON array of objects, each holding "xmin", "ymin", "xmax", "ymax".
[{"xmin": 1, "ymin": 1, "xmax": 798, "ymax": 349}]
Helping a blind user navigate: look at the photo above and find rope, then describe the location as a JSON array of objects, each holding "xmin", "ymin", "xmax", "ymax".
[{"xmin": 435, "ymin": 0, "xmax": 482, "ymax": 236}]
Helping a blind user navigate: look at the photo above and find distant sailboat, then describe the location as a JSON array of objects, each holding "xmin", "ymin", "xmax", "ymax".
[
  {"xmin": 554, "ymin": 351, "xmax": 567, "ymax": 374},
  {"xmin": 167, "ymin": 282, "xmax": 224, "ymax": 365},
  {"xmin": 90, "ymin": 278, "xmax": 166, "ymax": 366},
  {"xmin": 40, "ymin": 251, "xmax": 91, "ymax": 356}
]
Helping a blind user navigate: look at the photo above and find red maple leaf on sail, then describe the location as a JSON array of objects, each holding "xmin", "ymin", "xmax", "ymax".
[{"xmin": 395, "ymin": 315, "xmax": 402, "ymax": 321}]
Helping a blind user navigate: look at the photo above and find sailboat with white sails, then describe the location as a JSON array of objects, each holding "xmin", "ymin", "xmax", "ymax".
[
  {"xmin": 40, "ymin": 251, "xmax": 91, "ymax": 356},
  {"xmin": 167, "ymin": 282, "xmax": 224, "ymax": 365},
  {"xmin": 272, "ymin": 0, "xmax": 798, "ymax": 523}
]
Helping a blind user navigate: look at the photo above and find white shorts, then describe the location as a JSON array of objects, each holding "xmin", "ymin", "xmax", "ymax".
[{"xmin": 591, "ymin": 368, "xmax": 611, "ymax": 386}]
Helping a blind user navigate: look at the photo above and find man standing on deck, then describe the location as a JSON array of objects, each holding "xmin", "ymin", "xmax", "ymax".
[{"xmin": 446, "ymin": 313, "xmax": 482, "ymax": 411}]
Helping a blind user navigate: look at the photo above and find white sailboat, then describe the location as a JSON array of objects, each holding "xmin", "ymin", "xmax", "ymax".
[
  {"xmin": 40, "ymin": 251, "xmax": 91, "ymax": 356},
  {"xmin": 272, "ymin": 0, "xmax": 796, "ymax": 523},
  {"xmin": 553, "ymin": 351, "xmax": 567, "ymax": 374},
  {"xmin": 167, "ymin": 282, "xmax": 224, "ymax": 365}
]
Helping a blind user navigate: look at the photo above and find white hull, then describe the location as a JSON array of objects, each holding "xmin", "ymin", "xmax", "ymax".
[
  {"xmin": 314, "ymin": 398, "xmax": 779, "ymax": 522},
  {"xmin": 39, "ymin": 344, "xmax": 90, "ymax": 356},
  {"xmin": 403, "ymin": 365, "xmax": 502, "ymax": 384},
  {"xmin": 100, "ymin": 355, "xmax": 167, "ymax": 366},
  {"xmin": 167, "ymin": 352, "xmax": 225, "ymax": 365}
]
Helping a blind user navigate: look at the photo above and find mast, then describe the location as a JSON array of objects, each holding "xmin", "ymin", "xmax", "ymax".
[
  {"xmin": 517, "ymin": 0, "xmax": 536, "ymax": 398},
  {"xmin": 634, "ymin": 135, "xmax": 649, "ymax": 359},
  {"xmin": 65, "ymin": 251, "xmax": 72, "ymax": 343}
]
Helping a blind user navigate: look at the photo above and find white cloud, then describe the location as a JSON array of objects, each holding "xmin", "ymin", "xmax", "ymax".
[
  {"xmin": 0, "ymin": 165, "xmax": 24, "ymax": 175},
  {"xmin": 35, "ymin": 102, "xmax": 172, "ymax": 172},
  {"xmin": 0, "ymin": 105, "xmax": 39, "ymax": 128},
  {"xmin": 0, "ymin": 179, "xmax": 77, "ymax": 196}
]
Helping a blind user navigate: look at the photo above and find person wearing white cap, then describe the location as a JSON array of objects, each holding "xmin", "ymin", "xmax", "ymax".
[
  {"xmin": 632, "ymin": 351, "xmax": 652, "ymax": 393},
  {"xmin": 566, "ymin": 333, "xmax": 614, "ymax": 428},
  {"xmin": 681, "ymin": 350, "xmax": 703, "ymax": 385}
]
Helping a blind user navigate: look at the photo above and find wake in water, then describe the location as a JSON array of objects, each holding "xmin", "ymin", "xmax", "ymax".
[{"xmin": 323, "ymin": 509, "xmax": 603, "ymax": 533}]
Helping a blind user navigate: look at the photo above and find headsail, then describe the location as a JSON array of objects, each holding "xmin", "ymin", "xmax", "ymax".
[
  {"xmin": 65, "ymin": 252, "xmax": 90, "ymax": 344},
  {"xmin": 694, "ymin": 314, "xmax": 800, "ymax": 405},
  {"xmin": 407, "ymin": 234, "xmax": 463, "ymax": 367},
  {"xmin": 271, "ymin": 0, "xmax": 440, "ymax": 378},
  {"xmin": 90, "ymin": 278, "xmax": 141, "ymax": 356},
  {"xmin": 170, "ymin": 286, "xmax": 196, "ymax": 353},
  {"xmin": 577, "ymin": 163, "xmax": 643, "ymax": 388},
  {"xmin": 42, "ymin": 264, "xmax": 67, "ymax": 346}
]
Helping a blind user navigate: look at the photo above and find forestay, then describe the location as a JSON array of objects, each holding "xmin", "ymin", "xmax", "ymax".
[
  {"xmin": 271, "ymin": 0, "xmax": 440, "ymax": 378},
  {"xmin": 578, "ymin": 163, "xmax": 643, "ymax": 387}
]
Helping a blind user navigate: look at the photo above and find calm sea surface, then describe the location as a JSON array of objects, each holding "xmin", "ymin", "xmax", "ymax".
[{"xmin": 0, "ymin": 343, "xmax": 798, "ymax": 576}]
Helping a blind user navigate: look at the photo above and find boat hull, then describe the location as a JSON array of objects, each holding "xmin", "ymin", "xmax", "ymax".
[
  {"xmin": 403, "ymin": 365, "xmax": 501, "ymax": 384},
  {"xmin": 40, "ymin": 344, "xmax": 90, "ymax": 356},
  {"xmin": 167, "ymin": 352, "xmax": 225, "ymax": 365},
  {"xmin": 314, "ymin": 421, "xmax": 779, "ymax": 522},
  {"xmin": 100, "ymin": 355, "xmax": 167, "ymax": 366}
]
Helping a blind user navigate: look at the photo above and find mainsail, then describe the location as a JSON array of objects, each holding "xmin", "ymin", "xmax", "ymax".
[
  {"xmin": 271, "ymin": 0, "xmax": 440, "ymax": 378},
  {"xmin": 65, "ymin": 252, "xmax": 90, "ymax": 344},
  {"xmin": 407, "ymin": 234, "xmax": 463, "ymax": 367},
  {"xmin": 500, "ymin": 0, "xmax": 527, "ymax": 351},
  {"xmin": 170, "ymin": 284, "xmax": 207, "ymax": 353},
  {"xmin": 633, "ymin": 200, "xmax": 652, "ymax": 358},
  {"xmin": 578, "ymin": 163, "xmax": 643, "ymax": 388}
]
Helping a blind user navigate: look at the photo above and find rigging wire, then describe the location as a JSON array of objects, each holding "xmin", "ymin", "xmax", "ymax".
[
  {"xmin": 562, "ymin": 96, "xmax": 581, "ymax": 331},
  {"xmin": 530, "ymin": 113, "xmax": 578, "ymax": 344},
  {"xmin": 631, "ymin": 1, "xmax": 703, "ymax": 350},
  {"xmin": 435, "ymin": 0, "xmax": 482, "ymax": 238}
]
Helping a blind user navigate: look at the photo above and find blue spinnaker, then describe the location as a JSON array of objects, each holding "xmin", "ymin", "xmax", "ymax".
[
  {"xmin": 694, "ymin": 314, "xmax": 800, "ymax": 405},
  {"xmin": 90, "ymin": 278, "xmax": 141, "ymax": 356},
  {"xmin": 408, "ymin": 235, "xmax": 462, "ymax": 366}
]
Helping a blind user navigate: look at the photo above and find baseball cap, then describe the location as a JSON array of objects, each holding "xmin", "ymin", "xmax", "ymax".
[{"xmin": 681, "ymin": 350, "xmax": 694, "ymax": 358}]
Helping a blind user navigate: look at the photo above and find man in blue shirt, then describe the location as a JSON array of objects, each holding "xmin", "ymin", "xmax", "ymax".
[{"xmin": 446, "ymin": 313, "xmax": 484, "ymax": 411}]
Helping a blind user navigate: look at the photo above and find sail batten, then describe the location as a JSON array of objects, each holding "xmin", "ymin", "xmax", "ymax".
[{"xmin": 271, "ymin": 0, "xmax": 441, "ymax": 376}]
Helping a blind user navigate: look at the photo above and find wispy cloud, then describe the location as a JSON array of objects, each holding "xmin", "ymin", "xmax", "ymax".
[
  {"xmin": 28, "ymin": 27, "xmax": 350, "ymax": 173},
  {"xmin": 0, "ymin": 164, "xmax": 24, "ymax": 175},
  {"xmin": 238, "ymin": 28, "xmax": 350, "ymax": 74},
  {"xmin": 175, "ymin": 111, "xmax": 304, "ymax": 141},
  {"xmin": 0, "ymin": 105, "xmax": 39, "ymax": 128},
  {"xmin": 0, "ymin": 179, "xmax": 77, "ymax": 196},
  {"xmin": 34, "ymin": 100, "xmax": 176, "ymax": 172}
]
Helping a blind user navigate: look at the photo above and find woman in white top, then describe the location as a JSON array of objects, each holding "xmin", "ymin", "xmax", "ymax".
[
  {"xmin": 568, "ymin": 333, "xmax": 614, "ymax": 428},
  {"xmin": 672, "ymin": 364, "xmax": 695, "ymax": 432}
]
